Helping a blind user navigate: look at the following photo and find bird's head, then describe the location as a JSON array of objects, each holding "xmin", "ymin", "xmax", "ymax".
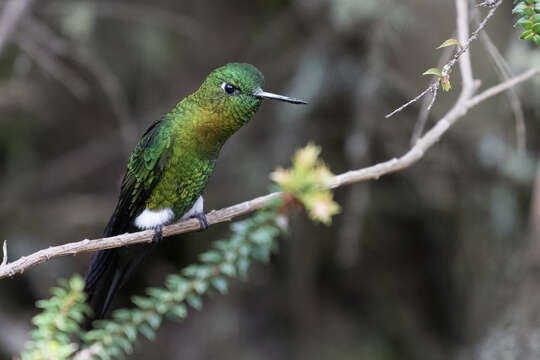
[{"xmin": 195, "ymin": 63, "xmax": 306, "ymax": 126}]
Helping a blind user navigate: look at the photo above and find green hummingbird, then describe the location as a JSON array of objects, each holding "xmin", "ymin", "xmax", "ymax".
[{"xmin": 84, "ymin": 63, "xmax": 307, "ymax": 324}]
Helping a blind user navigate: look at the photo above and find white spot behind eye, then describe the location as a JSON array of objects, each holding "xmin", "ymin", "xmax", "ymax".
[{"xmin": 221, "ymin": 82, "xmax": 240, "ymax": 96}]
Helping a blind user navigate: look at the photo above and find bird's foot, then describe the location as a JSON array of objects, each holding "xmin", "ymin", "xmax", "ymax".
[
  {"xmin": 152, "ymin": 225, "xmax": 163, "ymax": 243},
  {"xmin": 191, "ymin": 213, "xmax": 209, "ymax": 231}
]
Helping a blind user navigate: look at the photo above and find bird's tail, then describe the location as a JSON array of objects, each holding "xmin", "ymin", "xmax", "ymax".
[{"xmin": 83, "ymin": 244, "xmax": 156, "ymax": 329}]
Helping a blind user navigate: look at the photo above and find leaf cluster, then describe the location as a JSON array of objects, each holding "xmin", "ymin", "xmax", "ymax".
[
  {"xmin": 75, "ymin": 207, "xmax": 283, "ymax": 359},
  {"xmin": 514, "ymin": 0, "xmax": 540, "ymax": 44},
  {"xmin": 20, "ymin": 143, "xmax": 340, "ymax": 359},
  {"xmin": 21, "ymin": 276, "xmax": 91, "ymax": 360}
]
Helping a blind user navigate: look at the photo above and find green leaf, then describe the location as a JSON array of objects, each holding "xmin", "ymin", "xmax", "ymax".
[
  {"xmin": 139, "ymin": 324, "xmax": 155, "ymax": 341},
  {"xmin": 441, "ymin": 77, "xmax": 452, "ymax": 92},
  {"xmin": 115, "ymin": 336, "xmax": 134, "ymax": 354},
  {"xmin": 113, "ymin": 309, "xmax": 131, "ymax": 321},
  {"xmin": 521, "ymin": 29, "xmax": 535, "ymax": 39},
  {"xmin": 533, "ymin": 34, "xmax": 540, "ymax": 44},
  {"xmin": 220, "ymin": 263, "xmax": 237, "ymax": 277},
  {"xmin": 146, "ymin": 313, "xmax": 162, "ymax": 329},
  {"xmin": 106, "ymin": 345, "xmax": 123, "ymax": 358},
  {"xmin": 422, "ymin": 68, "xmax": 443, "ymax": 77},
  {"xmin": 196, "ymin": 266, "xmax": 213, "ymax": 279},
  {"xmin": 182, "ymin": 265, "xmax": 199, "ymax": 277},
  {"xmin": 211, "ymin": 277, "xmax": 229, "ymax": 294},
  {"xmin": 69, "ymin": 275, "xmax": 85, "ymax": 292},
  {"xmin": 533, "ymin": 23, "xmax": 540, "ymax": 33},
  {"xmin": 437, "ymin": 38, "xmax": 462, "ymax": 49},
  {"xmin": 515, "ymin": 17, "xmax": 533, "ymax": 29},
  {"xmin": 200, "ymin": 250, "xmax": 222, "ymax": 263},
  {"xmin": 97, "ymin": 347, "xmax": 112, "ymax": 360},
  {"xmin": 193, "ymin": 280, "xmax": 208, "ymax": 294},
  {"xmin": 132, "ymin": 296, "xmax": 154, "ymax": 309},
  {"xmin": 123, "ymin": 325, "xmax": 138, "ymax": 342},
  {"xmin": 147, "ymin": 287, "xmax": 170, "ymax": 301},
  {"xmin": 513, "ymin": 3, "xmax": 527, "ymax": 14},
  {"xmin": 169, "ymin": 304, "xmax": 188, "ymax": 319},
  {"xmin": 155, "ymin": 302, "xmax": 169, "ymax": 314},
  {"xmin": 237, "ymin": 257, "xmax": 251, "ymax": 279},
  {"xmin": 187, "ymin": 294, "xmax": 203, "ymax": 310}
]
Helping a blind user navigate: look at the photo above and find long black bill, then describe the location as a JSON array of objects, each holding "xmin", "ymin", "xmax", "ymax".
[{"xmin": 253, "ymin": 88, "xmax": 308, "ymax": 104}]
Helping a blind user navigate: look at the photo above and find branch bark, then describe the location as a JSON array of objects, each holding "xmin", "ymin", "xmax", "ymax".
[
  {"xmin": 384, "ymin": 0, "xmax": 503, "ymax": 118},
  {"xmin": 0, "ymin": 0, "xmax": 34, "ymax": 54},
  {"xmin": 0, "ymin": 62, "xmax": 539, "ymax": 280},
  {"xmin": 2, "ymin": 0, "xmax": 539, "ymax": 281}
]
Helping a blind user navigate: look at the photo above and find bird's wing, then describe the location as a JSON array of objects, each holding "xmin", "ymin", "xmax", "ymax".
[
  {"xmin": 104, "ymin": 118, "xmax": 173, "ymax": 237},
  {"xmin": 84, "ymin": 118, "xmax": 172, "ymax": 300}
]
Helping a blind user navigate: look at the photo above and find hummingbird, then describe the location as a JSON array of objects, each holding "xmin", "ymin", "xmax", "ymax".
[{"xmin": 83, "ymin": 63, "xmax": 307, "ymax": 325}]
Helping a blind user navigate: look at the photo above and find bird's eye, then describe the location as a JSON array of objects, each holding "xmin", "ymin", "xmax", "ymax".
[{"xmin": 221, "ymin": 82, "xmax": 240, "ymax": 96}]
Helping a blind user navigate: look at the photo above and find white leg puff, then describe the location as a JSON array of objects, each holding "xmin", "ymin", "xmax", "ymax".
[
  {"xmin": 181, "ymin": 196, "xmax": 204, "ymax": 220},
  {"xmin": 134, "ymin": 208, "xmax": 174, "ymax": 230}
]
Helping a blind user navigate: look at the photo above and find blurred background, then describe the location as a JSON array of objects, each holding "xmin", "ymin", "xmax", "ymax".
[{"xmin": 1, "ymin": 0, "xmax": 540, "ymax": 359}]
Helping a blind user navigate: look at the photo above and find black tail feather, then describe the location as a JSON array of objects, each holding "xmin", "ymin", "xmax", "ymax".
[{"xmin": 83, "ymin": 244, "xmax": 157, "ymax": 329}]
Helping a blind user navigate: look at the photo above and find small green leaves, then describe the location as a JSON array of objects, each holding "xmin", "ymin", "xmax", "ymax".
[
  {"xmin": 169, "ymin": 304, "xmax": 187, "ymax": 319},
  {"xmin": 441, "ymin": 76, "xmax": 452, "ymax": 92},
  {"xmin": 211, "ymin": 277, "xmax": 229, "ymax": 294},
  {"xmin": 423, "ymin": 68, "xmax": 443, "ymax": 77},
  {"xmin": 422, "ymin": 67, "xmax": 451, "ymax": 92},
  {"xmin": 513, "ymin": 0, "xmax": 540, "ymax": 44},
  {"xmin": 21, "ymin": 275, "xmax": 90, "ymax": 360},
  {"xmin": 24, "ymin": 143, "xmax": 335, "ymax": 360},
  {"xmin": 186, "ymin": 294, "xmax": 203, "ymax": 310},
  {"xmin": 437, "ymin": 38, "xmax": 462, "ymax": 49},
  {"xmin": 421, "ymin": 36, "xmax": 462, "ymax": 93}
]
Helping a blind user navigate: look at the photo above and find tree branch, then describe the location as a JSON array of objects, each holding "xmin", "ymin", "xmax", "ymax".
[
  {"xmin": 0, "ymin": 0, "xmax": 34, "ymax": 55},
  {"xmin": 1, "ymin": 62, "xmax": 539, "ymax": 280},
  {"xmin": 1, "ymin": 240, "xmax": 7, "ymax": 267},
  {"xmin": 385, "ymin": 0, "xmax": 503, "ymax": 118},
  {"xmin": 2, "ymin": 0, "xmax": 538, "ymax": 281}
]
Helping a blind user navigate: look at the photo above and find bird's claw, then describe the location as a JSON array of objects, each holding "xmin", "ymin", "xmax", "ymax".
[
  {"xmin": 152, "ymin": 225, "xmax": 163, "ymax": 243},
  {"xmin": 191, "ymin": 213, "xmax": 209, "ymax": 231}
]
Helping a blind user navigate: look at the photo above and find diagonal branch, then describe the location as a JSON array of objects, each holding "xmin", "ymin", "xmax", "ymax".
[
  {"xmin": 2, "ymin": 0, "xmax": 539, "ymax": 281},
  {"xmin": 385, "ymin": 0, "xmax": 503, "ymax": 118},
  {"xmin": 1, "ymin": 241, "xmax": 7, "ymax": 267},
  {"xmin": 0, "ymin": 0, "xmax": 34, "ymax": 54},
  {"xmin": 1, "ymin": 64, "xmax": 539, "ymax": 280}
]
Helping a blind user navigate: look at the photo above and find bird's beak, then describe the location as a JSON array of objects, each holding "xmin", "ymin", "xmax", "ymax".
[{"xmin": 253, "ymin": 88, "xmax": 307, "ymax": 105}]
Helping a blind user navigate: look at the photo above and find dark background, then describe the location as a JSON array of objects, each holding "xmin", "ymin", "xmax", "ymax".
[{"xmin": 1, "ymin": 1, "xmax": 540, "ymax": 359}]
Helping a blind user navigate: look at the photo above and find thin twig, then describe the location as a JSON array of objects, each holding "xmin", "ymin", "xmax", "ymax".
[
  {"xmin": 24, "ymin": 18, "xmax": 137, "ymax": 154},
  {"xmin": 411, "ymin": 45, "xmax": 453, "ymax": 145},
  {"xmin": 468, "ymin": 64, "xmax": 540, "ymax": 107},
  {"xmin": 1, "ymin": 65, "xmax": 539, "ymax": 280},
  {"xmin": 385, "ymin": 84, "xmax": 436, "ymax": 119},
  {"xmin": 2, "ymin": 0, "xmax": 537, "ymax": 281},
  {"xmin": 474, "ymin": 8, "xmax": 527, "ymax": 152},
  {"xmin": 0, "ymin": 0, "xmax": 34, "ymax": 54},
  {"xmin": 1, "ymin": 241, "xmax": 7, "ymax": 267},
  {"xmin": 17, "ymin": 35, "xmax": 91, "ymax": 99},
  {"xmin": 385, "ymin": 0, "xmax": 503, "ymax": 118}
]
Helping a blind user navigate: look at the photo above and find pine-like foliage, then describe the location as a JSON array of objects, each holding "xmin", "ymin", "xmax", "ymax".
[
  {"xmin": 20, "ymin": 143, "xmax": 339, "ymax": 360},
  {"xmin": 21, "ymin": 276, "xmax": 91, "ymax": 359}
]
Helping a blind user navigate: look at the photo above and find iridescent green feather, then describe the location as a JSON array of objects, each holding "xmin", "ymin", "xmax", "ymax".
[
  {"xmin": 85, "ymin": 62, "xmax": 307, "ymax": 323},
  {"xmin": 103, "ymin": 63, "xmax": 266, "ymax": 235}
]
